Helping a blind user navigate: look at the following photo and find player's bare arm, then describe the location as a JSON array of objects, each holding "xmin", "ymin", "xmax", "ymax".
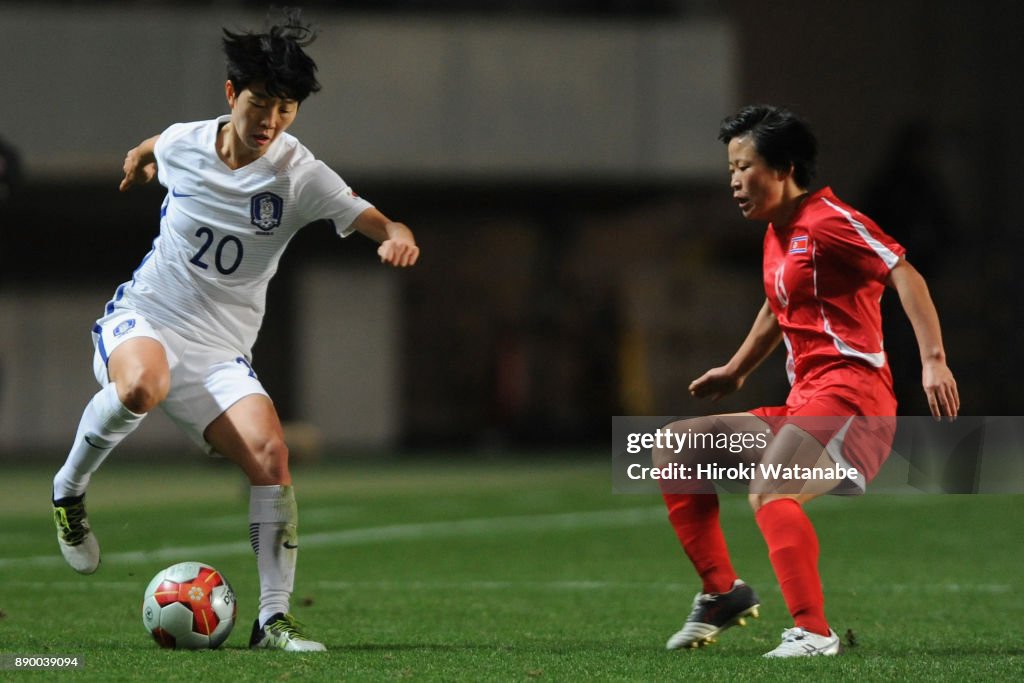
[
  {"xmin": 119, "ymin": 134, "xmax": 160, "ymax": 192},
  {"xmin": 351, "ymin": 207, "xmax": 420, "ymax": 267},
  {"xmin": 886, "ymin": 258, "xmax": 959, "ymax": 420},
  {"xmin": 690, "ymin": 299, "xmax": 782, "ymax": 400}
]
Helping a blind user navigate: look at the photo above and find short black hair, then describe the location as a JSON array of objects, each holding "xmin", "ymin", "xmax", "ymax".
[
  {"xmin": 222, "ymin": 7, "xmax": 321, "ymax": 103},
  {"xmin": 718, "ymin": 105, "xmax": 818, "ymax": 188}
]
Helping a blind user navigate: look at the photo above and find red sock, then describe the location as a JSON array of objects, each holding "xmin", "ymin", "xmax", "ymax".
[
  {"xmin": 662, "ymin": 492, "xmax": 738, "ymax": 594},
  {"xmin": 755, "ymin": 498, "xmax": 830, "ymax": 636}
]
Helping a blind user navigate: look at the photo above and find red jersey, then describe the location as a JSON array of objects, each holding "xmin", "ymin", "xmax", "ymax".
[
  {"xmin": 754, "ymin": 188, "xmax": 905, "ymax": 486},
  {"xmin": 763, "ymin": 187, "xmax": 906, "ymax": 391}
]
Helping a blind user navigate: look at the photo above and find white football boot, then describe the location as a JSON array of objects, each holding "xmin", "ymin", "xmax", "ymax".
[
  {"xmin": 249, "ymin": 613, "xmax": 326, "ymax": 652},
  {"xmin": 763, "ymin": 626, "xmax": 841, "ymax": 657},
  {"xmin": 53, "ymin": 495, "xmax": 100, "ymax": 574}
]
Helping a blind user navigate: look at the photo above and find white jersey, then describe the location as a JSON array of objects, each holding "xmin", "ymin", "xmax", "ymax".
[{"xmin": 103, "ymin": 116, "xmax": 373, "ymax": 355}]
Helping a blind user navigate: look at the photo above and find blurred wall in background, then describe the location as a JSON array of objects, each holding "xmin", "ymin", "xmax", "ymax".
[
  {"xmin": 0, "ymin": 7, "xmax": 733, "ymax": 180},
  {"xmin": 0, "ymin": 2, "xmax": 1019, "ymax": 457}
]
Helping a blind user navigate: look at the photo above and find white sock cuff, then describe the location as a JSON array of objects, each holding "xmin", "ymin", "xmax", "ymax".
[
  {"xmin": 249, "ymin": 485, "xmax": 297, "ymax": 524},
  {"xmin": 96, "ymin": 383, "xmax": 145, "ymax": 429}
]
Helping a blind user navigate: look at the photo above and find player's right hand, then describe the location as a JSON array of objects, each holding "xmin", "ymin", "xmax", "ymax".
[
  {"xmin": 119, "ymin": 147, "xmax": 157, "ymax": 192},
  {"xmin": 689, "ymin": 366, "xmax": 743, "ymax": 401},
  {"xmin": 922, "ymin": 359, "xmax": 959, "ymax": 421},
  {"xmin": 377, "ymin": 236, "xmax": 420, "ymax": 267}
]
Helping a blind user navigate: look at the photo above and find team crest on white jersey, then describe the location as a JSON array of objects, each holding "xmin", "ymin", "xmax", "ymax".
[
  {"xmin": 113, "ymin": 319, "xmax": 136, "ymax": 337},
  {"xmin": 250, "ymin": 192, "xmax": 283, "ymax": 231}
]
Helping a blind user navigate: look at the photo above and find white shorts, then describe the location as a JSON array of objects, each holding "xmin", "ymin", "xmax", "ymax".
[{"xmin": 92, "ymin": 310, "xmax": 270, "ymax": 454}]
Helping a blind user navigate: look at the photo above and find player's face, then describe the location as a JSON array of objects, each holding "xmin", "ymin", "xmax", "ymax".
[
  {"xmin": 727, "ymin": 136, "xmax": 789, "ymax": 222},
  {"xmin": 225, "ymin": 81, "xmax": 299, "ymax": 158}
]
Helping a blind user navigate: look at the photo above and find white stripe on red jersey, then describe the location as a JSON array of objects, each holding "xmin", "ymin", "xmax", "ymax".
[{"xmin": 762, "ymin": 187, "xmax": 906, "ymax": 386}]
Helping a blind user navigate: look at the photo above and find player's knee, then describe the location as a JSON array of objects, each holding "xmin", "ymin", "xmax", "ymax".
[
  {"xmin": 749, "ymin": 492, "xmax": 782, "ymax": 512},
  {"xmin": 750, "ymin": 492, "xmax": 804, "ymax": 512},
  {"xmin": 651, "ymin": 445, "xmax": 673, "ymax": 468},
  {"xmin": 652, "ymin": 419, "xmax": 695, "ymax": 467},
  {"xmin": 116, "ymin": 367, "xmax": 170, "ymax": 413},
  {"xmin": 250, "ymin": 436, "xmax": 290, "ymax": 485}
]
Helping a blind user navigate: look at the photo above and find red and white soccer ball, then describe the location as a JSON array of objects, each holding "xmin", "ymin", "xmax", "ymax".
[{"xmin": 142, "ymin": 561, "xmax": 237, "ymax": 649}]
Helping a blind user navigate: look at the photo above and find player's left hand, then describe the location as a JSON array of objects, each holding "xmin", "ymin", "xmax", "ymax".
[
  {"xmin": 922, "ymin": 360, "xmax": 959, "ymax": 421},
  {"xmin": 378, "ymin": 238, "xmax": 420, "ymax": 267},
  {"xmin": 119, "ymin": 142, "xmax": 158, "ymax": 192}
]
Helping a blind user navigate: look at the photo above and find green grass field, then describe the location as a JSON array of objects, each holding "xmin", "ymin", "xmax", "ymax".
[{"xmin": 1, "ymin": 456, "xmax": 1021, "ymax": 681}]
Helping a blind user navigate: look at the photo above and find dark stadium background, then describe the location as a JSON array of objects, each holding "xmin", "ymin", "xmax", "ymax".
[{"xmin": 1, "ymin": 0, "xmax": 1020, "ymax": 456}]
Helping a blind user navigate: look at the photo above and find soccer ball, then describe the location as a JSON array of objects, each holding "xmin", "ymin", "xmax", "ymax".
[{"xmin": 142, "ymin": 561, "xmax": 237, "ymax": 649}]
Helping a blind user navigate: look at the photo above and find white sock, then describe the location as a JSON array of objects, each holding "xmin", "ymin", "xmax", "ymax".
[
  {"xmin": 53, "ymin": 383, "xmax": 145, "ymax": 500},
  {"xmin": 249, "ymin": 484, "xmax": 298, "ymax": 627}
]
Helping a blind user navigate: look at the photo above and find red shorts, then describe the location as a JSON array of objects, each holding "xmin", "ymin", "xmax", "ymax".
[{"xmin": 751, "ymin": 365, "xmax": 897, "ymax": 489}]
